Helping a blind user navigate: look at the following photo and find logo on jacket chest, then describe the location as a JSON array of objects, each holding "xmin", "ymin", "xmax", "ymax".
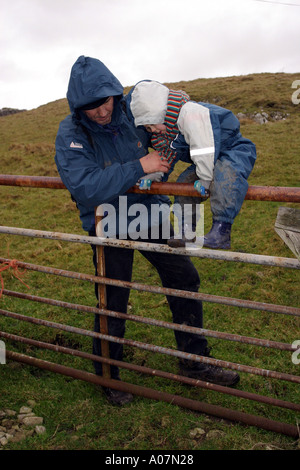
[{"xmin": 70, "ymin": 141, "xmax": 83, "ymax": 149}]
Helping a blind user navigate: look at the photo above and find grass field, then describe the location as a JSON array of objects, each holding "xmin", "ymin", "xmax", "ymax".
[{"xmin": 0, "ymin": 72, "xmax": 299, "ymax": 451}]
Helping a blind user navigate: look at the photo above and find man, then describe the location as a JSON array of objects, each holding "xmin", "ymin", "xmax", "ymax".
[{"xmin": 55, "ymin": 56, "xmax": 239, "ymax": 405}]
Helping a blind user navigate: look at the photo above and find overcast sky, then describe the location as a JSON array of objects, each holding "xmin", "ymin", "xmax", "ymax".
[{"xmin": 1, "ymin": 0, "xmax": 299, "ymax": 110}]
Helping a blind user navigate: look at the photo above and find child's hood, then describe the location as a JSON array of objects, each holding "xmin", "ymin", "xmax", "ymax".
[{"xmin": 129, "ymin": 80, "xmax": 169, "ymax": 127}]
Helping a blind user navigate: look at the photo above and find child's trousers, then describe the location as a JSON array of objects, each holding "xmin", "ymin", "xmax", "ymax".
[{"xmin": 174, "ymin": 132, "xmax": 257, "ymax": 228}]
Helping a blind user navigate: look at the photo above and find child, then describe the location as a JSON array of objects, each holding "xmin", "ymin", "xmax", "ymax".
[{"xmin": 125, "ymin": 80, "xmax": 257, "ymax": 249}]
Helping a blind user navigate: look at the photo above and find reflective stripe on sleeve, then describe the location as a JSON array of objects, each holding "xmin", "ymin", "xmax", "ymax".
[{"xmin": 190, "ymin": 146, "xmax": 215, "ymax": 157}]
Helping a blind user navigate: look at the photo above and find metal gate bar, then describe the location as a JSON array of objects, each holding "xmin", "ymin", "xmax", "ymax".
[
  {"xmin": 1, "ymin": 330, "xmax": 299, "ymax": 413},
  {"xmin": 2, "ymin": 289, "xmax": 296, "ymax": 351},
  {"xmin": 1, "ymin": 174, "xmax": 300, "ymax": 202},
  {"xmin": 1, "ymin": 258, "xmax": 299, "ymax": 317},
  {"xmin": 5, "ymin": 349, "xmax": 299, "ymax": 439},
  {"xmin": 1, "ymin": 226, "xmax": 299, "ymax": 269},
  {"xmin": 1, "ymin": 307, "xmax": 299, "ymax": 384}
]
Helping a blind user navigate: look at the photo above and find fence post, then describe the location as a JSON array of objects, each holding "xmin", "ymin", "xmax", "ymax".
[{"xmin": 95, "ymin": 207, "xmax": 110, "ymax": 378}]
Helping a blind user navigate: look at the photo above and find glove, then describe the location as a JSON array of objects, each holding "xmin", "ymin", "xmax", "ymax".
[
  {"xmin": 137, "ymin": 171, "xmax": 164, "ymax": 190},
  {"xmin": 194, "ymin": 180, "xmax": 211, "ymax": 196}
]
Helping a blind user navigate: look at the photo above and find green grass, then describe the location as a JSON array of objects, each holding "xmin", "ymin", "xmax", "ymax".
[{"xmin": 0, "ymin": 73, "xmax": 299, "ymax": 450}]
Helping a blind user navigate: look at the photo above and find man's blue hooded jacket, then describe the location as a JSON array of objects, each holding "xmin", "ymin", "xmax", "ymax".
[{"xmin": 55, "ymin": 56, "xmax": 165, "ymax": 234}]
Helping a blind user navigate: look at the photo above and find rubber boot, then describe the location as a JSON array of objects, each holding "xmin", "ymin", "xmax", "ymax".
[{"xmin": 203, "ymin": 221, "xmax": 232, "ymax": 249}]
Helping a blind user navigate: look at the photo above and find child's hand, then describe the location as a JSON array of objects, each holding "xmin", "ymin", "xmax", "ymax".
[
  {"xmin": 194, "ymin": 180, "xmax": 211, "ymax": 197},
  {"xmin": 139, "ymin": 151, "xmax": 170, "ymax": 174},
  {"xmin": 137, "ymin": 172, "xmax": 164, "ymax": 190}
]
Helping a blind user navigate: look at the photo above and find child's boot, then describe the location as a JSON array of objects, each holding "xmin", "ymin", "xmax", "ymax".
[{"xmin": 203, "ymin": 221, "xmax": 232, "ymax": 249}]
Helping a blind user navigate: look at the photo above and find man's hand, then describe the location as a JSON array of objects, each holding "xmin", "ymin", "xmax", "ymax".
[{"xmin": 139, "ymin": 151, "xmax": 170, "ymax": 174}]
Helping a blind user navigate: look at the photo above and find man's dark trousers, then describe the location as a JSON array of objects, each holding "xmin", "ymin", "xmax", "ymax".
[{"xmin": 89, "ymin": 226, "xmax": 207, "ymax": 379}]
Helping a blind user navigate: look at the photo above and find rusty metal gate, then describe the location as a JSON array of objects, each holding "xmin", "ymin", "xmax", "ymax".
[{"xmin": 0, "ymin": 175, "xmax": 299, "ymax": 438}]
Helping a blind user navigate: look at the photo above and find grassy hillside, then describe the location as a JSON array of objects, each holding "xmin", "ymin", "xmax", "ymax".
[{"xmin": 0, "ymin": 73, "xmax": 299, "ymax": 451}]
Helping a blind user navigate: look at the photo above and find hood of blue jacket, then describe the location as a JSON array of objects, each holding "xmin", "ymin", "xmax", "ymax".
[
  {"xmin": 127, "ymin": 80, "xmax": 169, "ymax": 127},
  {"xmin": 67, "ymin": 56, "xmax": 124, "ymax": 114}
]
